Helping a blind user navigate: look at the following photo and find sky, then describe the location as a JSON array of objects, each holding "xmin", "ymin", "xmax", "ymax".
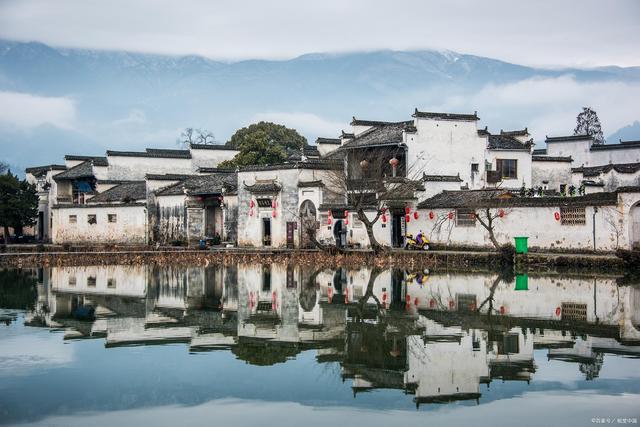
[{"xmin": 0, "ymin": 0, "xmax": 639, "ymax": 67}]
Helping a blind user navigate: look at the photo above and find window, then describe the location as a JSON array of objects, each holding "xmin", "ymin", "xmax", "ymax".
[
  {"xmin": 561, "ymin": 302, "xmax": 587, "ymax": 321},
  {"xmin": 560, "ymin": 207, "xmax": 586, "ymax": 225},
  {"xmin": 87, "ymin": 214, "xmax": 97, "ymax": 225},
  {"xmin": 456, "ymin": 209, "xmax": 476, "ymax": 227},
  {"xmin": 496, "ymin": 159, "xmax": 518, "ymax": 179},
  {"xmin": 108, "ymin": 214, "xmax": 117, "ymax": 223},
  {"xmin": 68, "ymin": 215, "xmax": 77, "ymax": 224},
  {"xmin": 319, "ymin": 213, "xmax": 330, "ymax": 228},
  {"xmin": 107, "ymin": 278, "xmax": 116, "ymax": 288},
  {"xmin": 87, "ymin": 276, "xmax": 96, "ymax": 287},
  {"xmin": 499, "ymin": 334, "xmax": 520, "ymax": 354},
  {"xmin": 262, "ymin": 264, "xmax": 271, "ymax": 291},
  {"xmin": 256, "ymin": 198, "xmax": 272, "ymax": 208},
  {"xmin": 68, "ymin": 276, "xmax": 76, "ymax": 286},
  {"xmin": 471, "ymin": 163, "xmax": 479, "ymax": 173}
]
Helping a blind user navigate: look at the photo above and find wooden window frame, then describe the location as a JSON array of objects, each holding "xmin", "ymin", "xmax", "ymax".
[
  {"xmin": 496, "ymin": 159, "xmax": 518, "ymax": 180},
  {"xmin": 456, "ymin": 209, "xmax": 476, "ymax": 227}
]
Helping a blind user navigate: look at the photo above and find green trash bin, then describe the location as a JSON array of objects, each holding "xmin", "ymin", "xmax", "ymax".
[
  {"xmin": 515, "ymin": 274, "xmax": 529, "ymax": 291},
  {"xmin": 514, "ymin": 236, "xmax": 528, "ymax": 254}
]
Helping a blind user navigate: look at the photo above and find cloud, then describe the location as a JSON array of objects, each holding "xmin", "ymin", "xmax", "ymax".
[
  {"xmin": 0, "ymin": 91, "xmax": 76, "ymax": 130},
  {"xmin": 249, "ymin": 112, "xmax": 347, "ymax": 140},
  {"xmin": 430, "ymin": 75, "xmax": 640, "ymax": 142},
  {"xmin": 0, "ymin": 0, "xmax": 638, "ymax": 67}
]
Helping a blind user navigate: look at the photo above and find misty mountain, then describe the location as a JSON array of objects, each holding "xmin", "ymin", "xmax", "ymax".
[{"xmin": 1, "ymin": 39, "xmax": 639, "ymax": 173}]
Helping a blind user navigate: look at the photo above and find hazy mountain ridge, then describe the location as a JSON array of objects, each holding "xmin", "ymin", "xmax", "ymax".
[{"xmin": 0, "ymin": 39, "xmax": 638, "ymax": 173}]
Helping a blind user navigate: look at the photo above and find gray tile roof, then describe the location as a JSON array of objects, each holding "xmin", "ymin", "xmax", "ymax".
[
  {"xmin": 156, "ymin": 172, "xmax": 237, "ymax": 196},
  {"xmin": 532, "ymin": 156, "xmax": 573, "ymax": 162},
  {"xmin": 64, "ymin": 155, "xmax": 108, "ymax": 166},
  {"xmin": 298, "ymin": 180, "xmax": 324, "ymax": 188},
  {"xmin": 350, "ymin": 117, "xmax": 413, "ymax": 127},
  {"xmin": 412, "ymin": 108, "xmax": 479, "ymax": 121},
  {"xmin": 545, "ymin": 135, "xmax": 593, "ymax": 143},
  {"xmin": 316, "ymin": 137, "xmax": 341, "ymax": 145},
  {"xmin": 107, "ymin": 149, "xmax": 192, "ymax": 159},
  {"xmin": 146, "ymin": 173, "xmax": 194, "ymax": 181},
  {"xmin": 487, "ymin": 134, "xmax": 531, "ymax": 151},
  {"xmin": 53, "ymin": 161, "xmax": 94, "ymax": 181},
  {"xmin": 500, "ymin": 128, "xmax": 529, "ymax": 136},
  {"xmin": 238, "ymin": 159, "xmax": 342, "ymax": 172},
  {"xmin": 25, "ymin": 164, "xmax": 67, "ymax": 176},
  {"xmin": 340, "ymin": 122, "xmax": 408, "ymax": 150},
  {"xmin": 243, "ymin": 181, "xmax": 281, "ymax": 194},
  {"xmin": 88, "ymin": 181, "xmax": 147, "ymax": 203},
  {"xmin": 417, "ymin": 189, "xmax": 617, "ymax": 209},
  {"xmin": 572, "ymin": 162, "xmax": 640, "ymax": 177},
  {"xmin": 423, "ymin": 174, "xmax": 463, "ymax": 182},
  {"xmin": 590, "ymin": 140, "xmax": 640, "ymax": 151},
  {"xmin": 189, "ymin": 143, "xmax": 237, "ymax": 151}
]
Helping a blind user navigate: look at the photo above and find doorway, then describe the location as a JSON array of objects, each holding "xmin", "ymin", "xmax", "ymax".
[
  {"xmin": 262, "ymin": 218, "xmax": 271, "ymax": 246},
  {"xmin": 205, "ymin": 206, "xmax": 216, "ymax": 236},
  {"xmin": 333, "ymin": 219, "xmax": 345, "ymax": 249},
  {"xmin": 38, "ymin": 211, "xmax": 44, "ymax": 240},
  {"xmin": 391, "ymin": 214, "xmax": 404, "ymax": 248},
  {"xmin": 286, "ymin": 222, "xmax": 296, "ymax": 249}
]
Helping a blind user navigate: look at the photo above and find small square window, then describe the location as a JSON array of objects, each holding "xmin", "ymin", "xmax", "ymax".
[
  {"xmin": 87, "ymin": 276, "xmax": 96, "ymax": 287},
  {"xmin": 68, "ymin": 276, "xmax": 76, "ymax": 286},
  {"xmin": 456, "ymin": 209, "xmax": 476, "ymax": 227},
  {"xmin": 108, "ymin": 214, "xmax": 117, "ymax": 223},
  {"xmin": 107, "ymin": 278, "xmax": 116, "ymax": 288},
  {"xmin": 69, "ymin": 215, "xmax": 77, "ymax": 224},
  {"xmin": 87, "ymin": 214, "xmax": 97, "ymax": 225},
  {"xmin": 471, "ymin": 163, "xmax": 479, "ymax": 173}
]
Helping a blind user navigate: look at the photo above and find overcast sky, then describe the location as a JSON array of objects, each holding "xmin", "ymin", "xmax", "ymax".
[{"xmin": 0, "ymin": 0, "xmax": 639, "ymax": 67}]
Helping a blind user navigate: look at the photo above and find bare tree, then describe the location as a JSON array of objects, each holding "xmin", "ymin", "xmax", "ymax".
[
  {"xmin": 177, "ymin": 128, "xmax": 216, "ymax": 148},
  {"xmin": 473, "ymin": 207, "xmax": 512, "ymax": 250},
  {"xmin": 325, "ymin": 150, "xmax": 425, "ymax": 254},
  {"xmin": 603, "ymin": 207, "xmax": 624, "ymax": 249},
  {"xmin": 195, "ymin": 128, "xmax": 216, "ymax": 144}
]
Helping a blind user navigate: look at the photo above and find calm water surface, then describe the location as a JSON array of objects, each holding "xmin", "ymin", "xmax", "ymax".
[{"xmin": 0, "ymin": 264, "xmax": 639, "ymax": 427}]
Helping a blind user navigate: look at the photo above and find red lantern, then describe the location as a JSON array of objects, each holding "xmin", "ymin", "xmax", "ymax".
[
  {"xmin": 414, "ymin": 297, "xmax": 419, "ymax": 306},
  {"xmin": 554, "ymin": 211, "xmax": 561, "ymax": 221},
  {"xmin": 413, "ymin": 211, "xmax": 419, "ymax": 220},
  {"xmin": 249, "ymin": 199, "xmax": 255, "ymax": 208},
  {"xmin": 328, "ymin": 217, "xmax": 332, "ymax": 225},
  {"xmin": 405, "ymin": 214, "xmax": 410, "ymax": 223},
  {"xmin": 405, "ymin": 206, "xmax": 411, "ymax": 215},
  {"xmin": 449, "ymin": 300, "xmax": 455, "ymax": 309},
  {"xmin": 271, "ymin": 199, "xmax": 277, "ymax": 209},
  {"xmin": 498, "ymin": 209, "xmax": 505, "ymax": 218},
  {"xmin": 555, "ymin": 307, "xmax": 561, "ymax": 316},
  {"xmin": 344, "ymin": 210, "xmax": 349, "ymax": 225},
  {"xmin": 272, "ymin": 209, "xmax": 277, "ymax": 218},
  {"xmin": 406, "ymin": 294, "xmax": 411, "ymax": 303},
  {"xmin": 249, "ymin": 209, "xmax": 254, "ymax": 217},
  {"xmin": 500, "ymin": 306, "xmax": 506, "ymax": 315},
  {"xmin": 382, "ymin": 214, "xmax": 387, "ymax": 223},
  {"xmin": 381, "ymin": 207, "xmax": 387, "ymax": 215},
  {"xmin": 429, "ymin": 299, "xmax": 435, "ymax": 308},
  {"xmin": 429, "ymin": 211, "xmax": 434, "ymax": 220},
  {"xmin": 448, "ymin": 211, "xmax": 454, "ymax": 220}
]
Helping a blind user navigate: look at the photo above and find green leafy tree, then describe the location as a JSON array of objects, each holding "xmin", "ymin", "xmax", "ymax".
[
  {"xmin": 574, "ymin": 107, "xmax": 605, "ymax": 145},
  {"xmin": 219, "ymin": 121, "xmax": 306, "ymax": 168},
  {"xmin": 0, "ymin": 171, "xmax": 38, "ymax": 242}
]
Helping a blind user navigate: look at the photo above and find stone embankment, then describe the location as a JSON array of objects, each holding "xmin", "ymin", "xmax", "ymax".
[{"xmin": 0, "ymin": 245, "xmax": 630, "ymax": 272}]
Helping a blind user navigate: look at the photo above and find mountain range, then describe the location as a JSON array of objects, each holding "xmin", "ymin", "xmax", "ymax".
[{"xmin": 1, "ymin": 39, "xmax": 639, "ymax": 173}]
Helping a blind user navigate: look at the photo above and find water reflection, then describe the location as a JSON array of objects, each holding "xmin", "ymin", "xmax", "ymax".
[{"xmin": 4, "ymin": 264, "xmax": 633, "ymax": 406}]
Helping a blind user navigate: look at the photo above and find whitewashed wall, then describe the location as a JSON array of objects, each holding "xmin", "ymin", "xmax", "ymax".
[
  {"xmin": 107, "ymin": 155, "xmax": 193, "ymax": 180},
  {"xmin": 485, "ymin": 149, "xmax": 532, "ymax": 188},
  {"xmin": 408, "ymin": 118, "xmax": 486, "ymax": 189},
  {"xmin": 51, "ymin": 204, "xmax": 147, "ymax": 244},
  {"xmin": 571, "ymin": 169, "xmax": 640, "ymax": 192},
  {"xmin": 532, "ymin": 160, "xmax": 572, "ymax": 191},
  {"xmin": 411, "ymin": 199, "xmax": 636, "ymax": 251},
  {"xmin": 190, "ymin": 147, "xmax": 238, "ymax": 170},
  {"xmin": 547, "ymin": 139, "xmax": 592, "ymax": 167},
  {"xmin": 51, "ymin": 265, "xmax": 147, "ymax": 297}
]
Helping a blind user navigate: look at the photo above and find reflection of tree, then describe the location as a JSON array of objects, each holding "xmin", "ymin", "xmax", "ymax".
[
  {"xmin": 232, "ymin": 340, "xmax": 300, "ymax": 366},
  {"xmin": 0, "ymin": 269, "xmax": 37, "ymax": 310},
  {"xmin": 579, "ymin": 353, "xmax": 604, "ymax": 380}
]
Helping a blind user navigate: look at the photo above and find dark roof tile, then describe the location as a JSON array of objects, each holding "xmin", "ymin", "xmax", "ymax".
[
  {"xmin": 412, "ymin": 108, "xmax": 479, "ymax": 121},
  {"xmin": 156, "ymin": 172, "xmax": 237, "ymax": 197},
  {"xmin": 488, "ymin": 134, "xmax": 531, "ymax": 151},
  {"xmin": 64, "ymin": 155, "xmax": 108, "ymax": 166},
  {"xmin": 87, "ymin": 181, "xmax": 146, "ymax": 203},
  {"xmin": 53, "ymin": 161, "xmax": 94, "ymax": 181},
  {"xmin": 189, "ymin": 143, "xmax": 237, "ymax": 151}
]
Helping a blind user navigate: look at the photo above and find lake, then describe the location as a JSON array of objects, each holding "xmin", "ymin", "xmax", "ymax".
[{"xmin": 1, "ymin": 264, "xmax": 639, "ymax": 427}]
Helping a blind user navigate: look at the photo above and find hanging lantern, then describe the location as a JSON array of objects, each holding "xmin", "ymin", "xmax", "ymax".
[
  {"xmin": 382, "ymin": 214, "xmax": 387, "ymax": 223},
  {"xmin": 414, "ymin": 297, "xmax": 419, "ymax": 306},
  {"xmin": 448, "ymin": 211, "xmax": 454, "ymax": 220},
  {"xmin": 250, "ymin": 199, "xmax": 255, "ymax": 208},
  {"xmin": 498, "ymin": 208, "xmax": 505, "ymax": 218},
  {"xmin": 429, "ymin": 211, "xmax": 434, "ymax": 220},
  {"xmin": 272, "ymin": 209, "xmax": 277, "ymax": 218},
  {"xmin": 449, "ymin": 300, "xmax": 455, "ymax": 309},
  {"xmin": 429, "ymin": 298, "xmax": 436, "ymax": 308},
  {"xmin": 554, "ymin": 211, "xmax": 561, "ymax": 221},
  {"xmin": 406, "ymin": 294, "xmax": 411, "ymax": 303},
  {"xmin": 405, "ymin": 214, "xmax": 410, "ymax": 223},
  {"xmin": 381, "ymin": 207, "xmax": 387, "ymax": 215},
  {"xmin": 249, "ymin": 208, "xmax": 254, "ymax": 217},
  {"xmin": 555, "ymin": 307, "xmax": 561, "ymax": 317},
  {"xmin": 405, "ymin": 206, "xmax": 411, "ymax": 215},
  {"xmin": 344, "ymin": 210, "xmax": 349, "ymax": 225},
  {"xmin": 499, "ymin": 306, "xmax": 506, "ymax": 315},
  {"xmin": 413, "ymin": 211, "xmax": 419, "ymax": 220},
  {"xmin": 271, "ymin": 199, "xmax": 277, "ymax": 209}
]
